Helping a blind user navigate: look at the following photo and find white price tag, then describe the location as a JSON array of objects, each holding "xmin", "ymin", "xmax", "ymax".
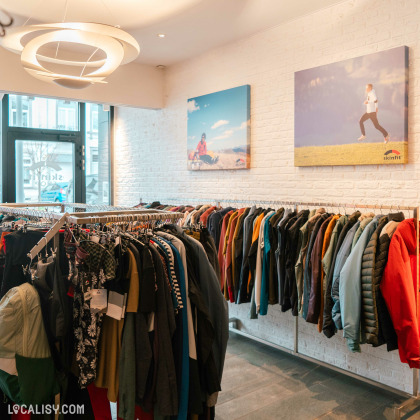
[
  {"xmin": 90, "ymin": 289, "xmax": 107, "ymax": 313},
  {"xmin": 106, "ymin": 291, "xmax": 124, "ymax": 320}
]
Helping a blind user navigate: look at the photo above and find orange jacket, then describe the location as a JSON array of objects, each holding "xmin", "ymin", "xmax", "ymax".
[
  {"xmin": 381, "ymin": 219, "xmax": 419, "ymax": 369},
  {"xmin": 218, "ymin": 210, "xmax": 234, "ymax": 289}
]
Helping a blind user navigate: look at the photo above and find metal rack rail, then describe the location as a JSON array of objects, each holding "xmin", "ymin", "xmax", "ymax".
[{"xmin": 0, "ymin": 202, "xmax": 183, "ymax": 260}]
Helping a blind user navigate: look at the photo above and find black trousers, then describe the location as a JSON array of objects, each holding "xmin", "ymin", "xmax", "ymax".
[
  {"xmin": 359, "ymin": 112, "xmax": 388, "ymax": 137},
  {"xmin": 199, "ymin": 154, "xmax": 216, "ymax": 164}
]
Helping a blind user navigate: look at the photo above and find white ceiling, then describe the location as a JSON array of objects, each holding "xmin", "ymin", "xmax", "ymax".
[{"xmin": 0, "ymin": 0, "xmax": 346, "ymax": 66}]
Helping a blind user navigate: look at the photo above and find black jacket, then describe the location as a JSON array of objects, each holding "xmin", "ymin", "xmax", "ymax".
[
  {"xmin": 238, "ymin": 208, "xmax": 263, "ymax": 303},
  {"xmin": 284, "ymin": 210, "xmax": 310, "ymax": 315},
  {"xmin": 267, "ymin": 209, "xmax": 285, "ymax": 305},
  {"xmin": 302, "ymin": 213, "xmax": 331, "ymax": 320}
]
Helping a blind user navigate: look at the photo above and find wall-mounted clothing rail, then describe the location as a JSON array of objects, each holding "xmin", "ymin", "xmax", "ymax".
[
  {"xmin": 140, "ymin": 197, "xmax": 419, "ymax": 420},
  {"xmin": 141, "ymin": 197, "xmax": 417, "ymax": 212}
]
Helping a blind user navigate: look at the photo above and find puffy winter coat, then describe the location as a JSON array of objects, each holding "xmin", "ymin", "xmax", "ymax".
[
  {"xmin": 331, "ymin": 221, "xmax": 360, "ymax": 331},
  {"xmin": 361, "ymin": 213, "xmax": 404, "ymax": 348},
  {"xmin": 381, "ymin": 219, "xmax": 420, "ymax": 368}
]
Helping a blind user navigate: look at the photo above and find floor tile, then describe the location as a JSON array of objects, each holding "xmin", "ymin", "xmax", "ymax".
[{"xmin": 217, "ymin": 333, "xmax": 408, "ymax": 420}]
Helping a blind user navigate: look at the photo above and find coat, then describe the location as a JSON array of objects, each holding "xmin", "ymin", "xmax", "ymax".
[
  {"xmin": 331, "ymin": 220, "xmax": 361, "ymax": 331},
  {"xmin": 375, "ymin": 220, "xmax": 402, "ymax": 351},
  {"xmin": 381, "ymin": 219, "xmax": 420, "ymax": 368},
  {"xmin": 340, "ymin": 216, "xmax": 380, "ymax": 352},
  {"xmin": 302, "ymin": 213, "xmax": 330, "ymax": 320},
  {"xmin": 283, "ymin": 210, "xmax": 309, "ymax": 315},
  {"xmin": 318, "ymin": 215, "xmax": 340, "ymax": 332},
  {"xmin": 361, "ymin": 213, "xmax": 403, "ymax": 348},
  {"xmin": 322, "ymin": 211, "xmax": 361, "ymax": 338},
  {"xmin": 306, "ymin": 215, "xmax": 333, "ymax": 324}
]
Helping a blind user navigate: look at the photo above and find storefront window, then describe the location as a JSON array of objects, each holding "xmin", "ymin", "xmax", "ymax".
[
  {"xmin": 2, "ymin": 95, "xmax": 111, "ymax": 204},
  {"xmin": 8, "ymin": 95, "xmax": 79, "ymax": 131}
]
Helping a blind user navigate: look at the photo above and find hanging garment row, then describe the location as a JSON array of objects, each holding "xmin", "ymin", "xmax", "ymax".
[
  {"xmin": 138, "ymin": 201, "xmax": 419, "ymax": 371},
  {"xmin": 0, "ymin": 209, "xmax": 228, "ymax": 420}
]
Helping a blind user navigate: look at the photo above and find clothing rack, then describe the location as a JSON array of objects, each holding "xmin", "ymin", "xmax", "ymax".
[
  {"xmin": 2, "ymin": 200, "xmax": 418, "ymax": 418},
  {"xmin": 0, "ymin": 202, "xmax": 131, "ymax": 212},
  {"xmin": 228, "ymin": 201, "xmax": 419, "ymax": 420},
  {"xmin": 141, "ymin": 198, "xmax": 419, "ymax": 419},
  {"xmin": 0, "ymin": 203, "xmax": 183, "ymax": 261}
]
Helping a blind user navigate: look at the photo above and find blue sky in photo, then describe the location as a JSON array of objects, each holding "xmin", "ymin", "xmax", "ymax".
[
  {"xmin": 295, "ymin": 46, "xmax": 407, "ymax": 147},
  {"xmin": 187, "ymin": 85, "xmax": 250, "ymax": 152}
]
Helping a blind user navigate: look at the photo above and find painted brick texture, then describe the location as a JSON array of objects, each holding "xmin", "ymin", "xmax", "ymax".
[{"xmin": 114, "ymin": 0, "xmax": 420, "ymax": 393}]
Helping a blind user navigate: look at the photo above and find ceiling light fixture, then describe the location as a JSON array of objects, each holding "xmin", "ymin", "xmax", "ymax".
[
  {"xmin": 0, "ymin": 22, "xmax": 140, "ymax": 89},
  {"xmin": 157, "ymin": 33, "xmax": 166, "ymax": 38}
]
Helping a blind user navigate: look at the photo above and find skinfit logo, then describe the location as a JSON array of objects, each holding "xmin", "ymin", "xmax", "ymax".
[{"xmin": 384, "ymin": 149, "xmax": 401, "ymax": 160}]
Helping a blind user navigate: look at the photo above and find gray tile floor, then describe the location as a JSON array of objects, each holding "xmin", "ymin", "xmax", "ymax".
[{"xmin": 216, "ymin": 333, "xmax": 420, "ymax": 420}]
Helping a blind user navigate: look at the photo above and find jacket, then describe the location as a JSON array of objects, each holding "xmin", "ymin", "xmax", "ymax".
[
  {"xmin": 295, "ymin": 210, "xmax": 316, "ymax": 314},
  {"xmin": 375, "ymin": 220, "xmax": 402, "ymax": 351},
  {"xmin": 295, "ymin": 209, "xmax": 323, "ymax": 315},
  {"xmin": 217, "ymin": 210, "xmax": 234, "ymax": 289},
  {"xmin": 268, "ymin": 209, "xmax": 285, "ymax": 305},
  {"xmin": 306, "ymin": 215, "xmax": 333, "ymax": 324},
  {"xmin": 361, "ymin": 214, "xmax": 403, "ymax": 348},
  {"xmin": 255, "ymin": 211, "xmax": 275, "ymax": 314},
  {"xmin": 225, "ymin": 210, "xmax": 241, "ymax": 301},
  {"xmin": 317, "ymin": 215, "xmax": 340, "ymax": 332},
  {"xmin": 232, "ymin": 208, "xmax": 250, "ymax": 302},
  {"xmin": 260, "ymin": 212, "xmax": 277, "ymax": 315},
  {"xmin": 322, "ymin": 211, "xmax": 361, "ymax": 338},
  {"xmin": 209, "ymin": 207, "xmax": 234, "ymax": 252},
  {"xmin": 381, "ymin": 219, "xmax": 420, "ymax": 368},
  {"xmin": 283, "ymin": 210, "xmax": 309, "ymax": 315},
  {"xmin": 351, "ymin": 213, "xmax": 375, "ymax": 249},
  {"xmin": 331, "ymin": 220, "xmax": 361, "ymax": 331},
  {"xmin": 302, "ymin": 213, "xmax": 330, "ymax": 320},
  {"xmin": 237, "ymin": 207, "xmax": 260, "ymax": 303},
  {"xmin": 200, "ymin": 206, "xmax": 217, "ymax": 227},
  {"xmin": 340, "ymin": 216, "xmax": 380, "ymax": 352},
  {"xmin": 276, "ymin": 210, "xmax": 297, "ymax": 312},
  {"xmin": 247, "ymin": 213, "xmax": 266, "ymax": 298}
]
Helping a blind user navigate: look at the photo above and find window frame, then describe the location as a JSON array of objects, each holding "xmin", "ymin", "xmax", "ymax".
[{"xmin": 1, "ymin": 94, "xmax": 113, "ymax": 204}]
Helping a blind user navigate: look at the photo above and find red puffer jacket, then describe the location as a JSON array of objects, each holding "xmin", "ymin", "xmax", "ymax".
[{"xmin": 381, "ymin": 219, "xmax": 419, "ymax": 368}]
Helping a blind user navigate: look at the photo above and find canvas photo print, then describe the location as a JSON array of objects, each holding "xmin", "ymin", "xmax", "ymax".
[
  {"xmin": 294, "ymin": 46, "xmax": 408, "ymax": 166},
  {"xmin": 187, "ymin": 85, "xmax": 250, "ymax": 170}
]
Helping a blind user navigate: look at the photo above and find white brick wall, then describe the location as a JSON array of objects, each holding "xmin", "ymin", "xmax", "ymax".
[{"xmin": 114, "ymin": 0, "xmax": 420, "ymax": 393}]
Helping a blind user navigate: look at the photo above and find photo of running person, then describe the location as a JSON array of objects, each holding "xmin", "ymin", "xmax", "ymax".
[
  {"xmin": 294, "ymin": 46, "xmax": 407, "ymax": 166},
  {"xmin": 358, "ymin": 84, "xmax": 390, "ymax": 144}
]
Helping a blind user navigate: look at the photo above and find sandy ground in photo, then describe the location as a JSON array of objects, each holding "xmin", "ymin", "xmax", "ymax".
[
  {"xmin": 294, "ymin": 142, "xmax": 408, "ymax": 166},
  {"xmin": 188, "ymin": 151, "xmax": 250, "ymax": 170}
]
